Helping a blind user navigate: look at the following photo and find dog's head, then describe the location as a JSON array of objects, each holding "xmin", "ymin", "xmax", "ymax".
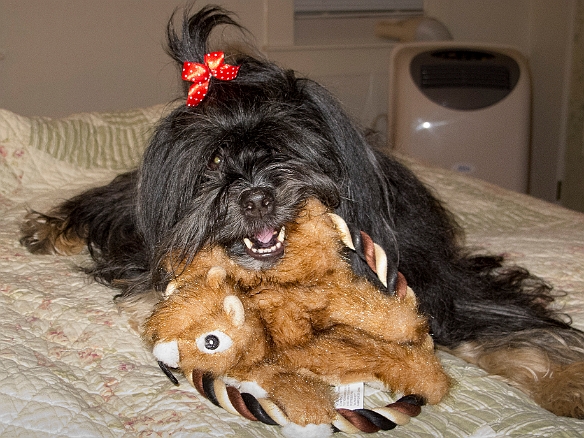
[{"xmin": 136, "ymin": 6, "xmax": 398, "ymax": 290}]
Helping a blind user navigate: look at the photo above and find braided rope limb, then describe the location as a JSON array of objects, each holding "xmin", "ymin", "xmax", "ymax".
[{"xmin": 191, "ymin": 370, "xmax": 425, "ymax": 434}]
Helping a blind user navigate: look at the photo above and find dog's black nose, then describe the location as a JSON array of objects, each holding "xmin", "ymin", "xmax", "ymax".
[{"xmin": 240, "ymin": 188, "xmax": 275, "ymax": 218}]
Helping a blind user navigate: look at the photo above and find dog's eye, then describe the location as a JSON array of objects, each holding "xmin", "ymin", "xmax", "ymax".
[{"xmin": 207, "ymin": 151, "xmax": 223, "ymax": 171}]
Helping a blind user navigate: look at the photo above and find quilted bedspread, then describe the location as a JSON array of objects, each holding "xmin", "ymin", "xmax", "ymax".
[{"xmin": 1, "ymin": 106, "xmax": 583, "ymax": 437}]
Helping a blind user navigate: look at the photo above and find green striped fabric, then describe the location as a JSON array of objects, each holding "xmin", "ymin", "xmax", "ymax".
[{"xmin": 27, "ymin": 105, "xmax": 168, "ymax": 170}]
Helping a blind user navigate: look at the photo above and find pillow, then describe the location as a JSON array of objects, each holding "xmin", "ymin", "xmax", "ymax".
[{"xmin": 0, "ymin": 105, "xmax": 169, "ymax": 199}]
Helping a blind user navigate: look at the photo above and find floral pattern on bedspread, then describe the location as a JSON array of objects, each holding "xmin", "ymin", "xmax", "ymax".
[
  {"xmin": 1, "ymin": 107, "xmax": 583, "ymax": 436},
  {"xmin": 2, "ymin": 175, "xmax": 583, "ymax": 438}
]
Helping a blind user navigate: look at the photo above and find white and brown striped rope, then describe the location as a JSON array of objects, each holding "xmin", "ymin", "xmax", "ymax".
[{"xmin": 190, "ymin": 369, "xmax": 426, "ymax": 434}]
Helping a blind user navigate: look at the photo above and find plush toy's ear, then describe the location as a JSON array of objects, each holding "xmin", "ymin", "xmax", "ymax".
[
  {"xmin": 327, "ymin": 213, "xmax": 355, "ymax": 250},
  {"xmin": 207, "ymin": 266, "xmax": 227, "ymax": 288},
  {"xmin": 223, "ymin": 295, "xmax": 245, "ymax": 327},
  {"xmin": 153, "ymin": 340, "xmax": 180, "ymax": 368},
  {"xmin": 402, "ymin": 285, "xmax": 418, "ymax": 305}
]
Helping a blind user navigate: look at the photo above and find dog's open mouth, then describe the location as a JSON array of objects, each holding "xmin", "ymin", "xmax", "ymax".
[{"xmin": 243, "ymin": 226, "xmax": 285, "ymax": 260}]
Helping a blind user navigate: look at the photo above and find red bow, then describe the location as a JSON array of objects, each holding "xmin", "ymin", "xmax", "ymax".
[{"xmin": 182, "ymin": 52, "xmax": 240, "ymax": 107}]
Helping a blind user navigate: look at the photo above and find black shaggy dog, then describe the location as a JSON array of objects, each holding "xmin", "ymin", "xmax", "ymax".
[{"xmin": 20, "ymin": 6, "xmax": 584, "ymax": 419}]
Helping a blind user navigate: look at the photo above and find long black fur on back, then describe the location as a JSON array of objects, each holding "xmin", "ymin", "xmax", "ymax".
[{"xmin": 25, "ymin": 5, "xmax": 582, "ymax": 352}]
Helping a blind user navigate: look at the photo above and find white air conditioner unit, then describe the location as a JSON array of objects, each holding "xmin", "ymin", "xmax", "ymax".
[{"xmin": 388, "ymin": 42, "xmax": 531, "ymax": 193}]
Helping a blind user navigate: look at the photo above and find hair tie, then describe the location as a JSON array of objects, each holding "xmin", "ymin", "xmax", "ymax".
[{"xmin": 182, "ymin": 52, "xmax": 240, "ymax": 107}]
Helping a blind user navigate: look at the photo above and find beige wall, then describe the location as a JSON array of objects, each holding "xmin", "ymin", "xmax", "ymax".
[
  {"xmin": 0, "ymin": 0, "xmax": 395, "ymax": 133},
  {"xmin": 1, "ymin": 0, "xmax": 182, "ymax": 117},
  {"xmin": 1, "ymin": 0, "xmax": 578, "ymax": 205},
  {"xmin": 0, "ymin": 0, "xmax": 274, "ymax": 117}
]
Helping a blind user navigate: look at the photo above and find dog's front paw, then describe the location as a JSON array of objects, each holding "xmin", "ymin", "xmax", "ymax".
[
  {"xmin": 20, "ymin": 211, "xmax": 84, "ymax": 255},
  {"xmin": 20, "ymin": 211, "xmax": 60, "ymax": 254}
]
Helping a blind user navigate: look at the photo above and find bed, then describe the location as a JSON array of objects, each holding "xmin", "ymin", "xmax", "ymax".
[{"xmin": 1, "ymin": 105, "xmax": 583, "ymax": 437}]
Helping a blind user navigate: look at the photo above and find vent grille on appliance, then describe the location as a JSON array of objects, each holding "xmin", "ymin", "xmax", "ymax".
[
  {"xmin": 420, "ymin": 65, "xmax": 511, "ymax": 89},
  {"xmin": 409, "ymin": 49, "xmax": 521, "ymax": 110}
]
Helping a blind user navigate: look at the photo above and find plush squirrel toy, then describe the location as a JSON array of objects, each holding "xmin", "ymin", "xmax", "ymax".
[{"xmin": 143, "ymin": 199, "xmax": 450, "ymax": 437}]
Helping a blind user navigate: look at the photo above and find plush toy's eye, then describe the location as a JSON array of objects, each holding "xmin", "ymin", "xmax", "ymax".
[
  {"xmin": 207, "ymin": 150, "xmax": 223, "ymax": 171},
  {"xmin": 205, "ymin": 334, "xmax": 219, "ymax": 350},
  {"xmin": 196, "ymin": 330, "xmax": 233, "ymax": 354}
]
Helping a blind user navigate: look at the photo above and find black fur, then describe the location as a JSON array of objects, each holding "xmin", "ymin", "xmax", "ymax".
[{"xmin": 22, "ymin": 6, "xmax": 582, "ymax": 356}]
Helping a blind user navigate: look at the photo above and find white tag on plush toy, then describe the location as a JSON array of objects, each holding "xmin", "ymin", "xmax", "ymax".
[{"xmin": 333, "ymin": 382, "xmax": 364, "ymax": 409}]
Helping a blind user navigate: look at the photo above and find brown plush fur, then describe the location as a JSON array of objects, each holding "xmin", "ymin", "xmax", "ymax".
[
  {"xmin": 144, "ymin": 267, "xmax": 340, "ymax": 426},
  {"xmin": 143, "ymin": 199, "xmax": 450, "ymax": 426},
  {"xmin": 163, "ymin": 199, "xmax": 431, "ymax": 347}
]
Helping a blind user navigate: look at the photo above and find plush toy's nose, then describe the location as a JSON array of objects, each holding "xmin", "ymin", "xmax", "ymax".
[{"xmin": 240, "ymin": 188, "xmax": 274, "ymax": 218}]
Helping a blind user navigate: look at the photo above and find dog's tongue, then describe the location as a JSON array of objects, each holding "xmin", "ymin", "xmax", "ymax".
[{"xmin": 255, "ymin": 228, "xmax": 275, "ymax": 244}]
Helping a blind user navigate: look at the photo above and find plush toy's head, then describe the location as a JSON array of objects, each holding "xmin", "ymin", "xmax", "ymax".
[{"xmin": 143, "ymin": 266, "xmax": 268, "ymax": 378}]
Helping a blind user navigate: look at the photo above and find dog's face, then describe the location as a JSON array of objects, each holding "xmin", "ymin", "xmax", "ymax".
[
  {"xmin": 194, "ymin": 103, "xmax": 341, "ymax": 271},
  {"xmin": 138, "ymin": 76, "xmax": 347, "ymax": 272},
  {"xmin": 133, "ymin": 6, "xmax": 392, "ymax": 286}
]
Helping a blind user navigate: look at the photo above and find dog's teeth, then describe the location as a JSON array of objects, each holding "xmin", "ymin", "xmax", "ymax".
[
  {"xmin": 277, "ymin": 226, "xmax": 286, "ymax": 243},
  {"xmin": 253, "ymin": 242, "xmax": 282, "ymax": 255},
  {"xmin": 269, "ymin": 242, "xmax": 282, "ymax": 253},
  {"xmin": 245, "ymin": 227, "xmax": 284, "ymax": 256}
]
